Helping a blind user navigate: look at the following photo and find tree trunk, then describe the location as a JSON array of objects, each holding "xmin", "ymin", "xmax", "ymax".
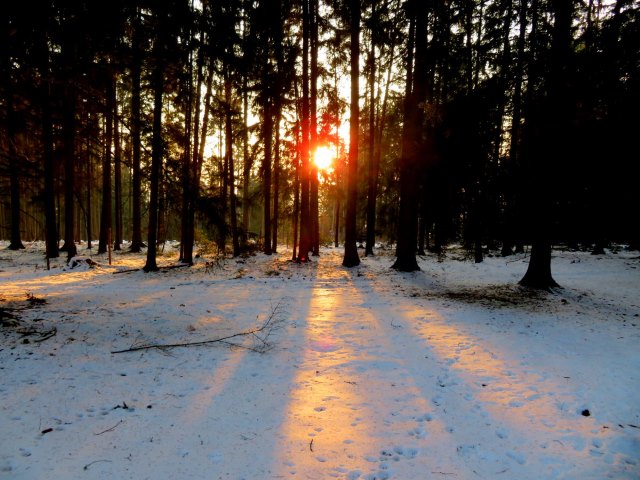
[
  {"xmin": 342, "ymin": 0, "xmax": 361, "ymax": 268},
  {"xmin": 271, "ymin": 108, "xmax": 281, "ymax": 254},
  {"xmin": 38, "ymin": 26, "xmax": 59, "ymax": 259},
  {"xmin": 262, "ymin": 99, "xmax": 273, "ymax": 255},
  {"xmin": 113, "ymin": 92, "xmax": 123, "ymax": 251},
  {"xmin": 180, "ymin": 52, "xmax": 194, "ymax": 264},
  {"xmin": 519, "ymin": 242, "xmax": 559, "ymax": 289},
  {"xmin": 61, "ymin": 80, "xmax": 77, "ymax": 261},
  {"xmin": 292, "ymin": 126, "xmax": 301, "ymax": 261},
  {"xmin": 310, "ymin": 0, "xmax": 320, "ymax": 256},
  {"xmin": 503, "ymin": 0, "xmax": 527, "ymax": 257},
  {"xmin": 298, "ymin": 0, "xmax": 311, "ymax": 262},
  {"xmin": 129, "ymin": 7, "xmax": 144, "ymax": 252},
  {"xmin": 519, "ymin": 0, "xmax": 572, "ymax": 288},
  {"xmin": 98, "ymin": 66, "xmax": 114, "ymax": 255},
  {"xmin": 242, "ymin": 73, "xmax": 251, "ymax": 246},
  {"xmin": 144, "ymin": 47, "xmax": 164, "ymax": 272},
  {"xmin": 4, "ymin": 54, "xmax": 25, "ymax": 250},
  {"xmin": 392, "ymin": 1, "xmax": 421, "ymax": 272},
  {"xmin": 334, "ymin": 199, "xmax": 340, "ymax": 248},
  {"xmin": 225, "ymin": 72, "xmax": 241, "ymax": 257},
  {"xmin": 365, "ymin": 7, "xmax": 377, "ymax": 257}
]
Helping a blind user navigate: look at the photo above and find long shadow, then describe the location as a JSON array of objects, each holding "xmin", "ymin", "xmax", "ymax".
[{"xmin": 356, "ymin": 259, "xmax": 637, "ymax": 479}]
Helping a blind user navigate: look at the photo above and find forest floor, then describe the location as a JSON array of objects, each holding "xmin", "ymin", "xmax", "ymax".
[{"xmin": 0, "ymin": 241, "xmax": 639, "ymax": 480}]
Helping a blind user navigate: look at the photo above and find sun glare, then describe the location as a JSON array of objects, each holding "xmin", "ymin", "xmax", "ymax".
[{"xmin": 313, "ymin": 146, "xmax": 335, "ymax": 172}]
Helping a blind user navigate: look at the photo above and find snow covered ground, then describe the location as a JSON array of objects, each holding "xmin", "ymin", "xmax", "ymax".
[{"xmin": 0, "ymin": 241, "xmax": 638, "ymax": 480}]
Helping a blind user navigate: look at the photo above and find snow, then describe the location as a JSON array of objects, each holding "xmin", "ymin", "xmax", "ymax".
[{"xmin": 1, "ymin": 241, "xmax": 639, "ymax": 479}]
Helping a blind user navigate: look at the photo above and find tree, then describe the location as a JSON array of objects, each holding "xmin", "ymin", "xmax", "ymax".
[
  {"xmin": 519, "ymin": 0, "xmax": 574, "ymax": 289},
  {"xmin": 392, "ymin": 0, "xmax": 425, "ymax": 272},
  {"xmin": 298, "ymin": 0, "xmax": 312, "ymax": 262},
  {"xmin": 30, "ymin": 6, "xmax": 60, "ymax": 259},
  {"xmin": 144, "ymin": 6, "xmax": 171, "ymax": 273},
  {"xmin": 2, "ymin": 11, "xmax": 25, "ymax": 250},
  {"xmin": 98, "ymin": 64, "xmax": 114, "ymax": 256},
  {"xmin": 342, "ymin": 0, "xmax": 361, "ymax": 268},
  {"xmin": 129, "ymin": 5, "xmax": 145, "ymax": 253}
]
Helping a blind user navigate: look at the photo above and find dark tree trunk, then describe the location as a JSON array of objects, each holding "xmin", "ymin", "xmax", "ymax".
[
  {"xmin": 180, "ymin": 53, "xmax": 194, "ymax": 265},
  {"xmin": 61, "ymin": 82, "xmax": 77, "ymax": 261},
  {"xmin": 392, "ymin": 0, "xmax": 422, "ymax": 272},
  {"xmin": 129, "ymin": 7, "xmax": 144, "ymax": 252},
  {"xmin": 519, "ymin": 0, "xmax": 573, "ymax": 289},
  {"xmin": 113, "ymin": 93, "xmax": 123, "ymax": 251},
  {"xmin": 271, "ymin": 108, "xmax": 281, "ymax": 255},
  {"xmin": 342, "ymin": 0, "xmax": 361, "ymax": 268},
  {"xmin": 98, "ymin": 66, "xmax": 114, "ymax": 255},
  {"xmin": 298, "ymin": 0, "xmax": 311, "ymax": 262},
  {"xmin": 292, "ymin": 126, "xmax": 301, "ymax": 261},
  {"xmin": 503, "ymin": 0, "xmax": 527, "ymax": 257},
  {"xmin": 365, "ymin": 4, "xmax": 377, "ymax": 257},
  {"xmin": 334, "ymin": 199, "xmax": 340, "ymax": 248},
  {"xmin": 242, "ymin": 73, "xmax": 251, "ymax": 246},
  {"xmin": 144, "ymin": 49, "xmax": 164, "ymax": 272},
  {"xmin": 519, "ymin": 242, "xmax": 559, "ymax": 289},
  {"xmin": 36, "ymin": 21, "xmax": 59, "ymax": 259},
  {"xmin": 86, "ymin": 133, "xmax": 93, "ymax": 249},
  {"xmin": 262, "ymin": 101, "xmax": 273, "ymax": 255},
  {"xmin": 4, "ymin": 58, "xmax": 24, "ymax": 250},
  {"xmin": 225, "ymin": 73, "xmax": 241, "ymax": 257},
  {"xmin": 310, "ymin": 0, "xmax": 320, "ymax": 256}
]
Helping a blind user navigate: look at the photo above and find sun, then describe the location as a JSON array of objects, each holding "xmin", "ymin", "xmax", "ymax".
[{"xmin": 313, "ymin": 146, "xmax": 335, "ymax": 172}]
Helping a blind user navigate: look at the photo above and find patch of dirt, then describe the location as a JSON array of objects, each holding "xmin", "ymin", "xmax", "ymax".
[{"xmin": 420, "ymin": 284, "xmax": 550, "ymax": 310}]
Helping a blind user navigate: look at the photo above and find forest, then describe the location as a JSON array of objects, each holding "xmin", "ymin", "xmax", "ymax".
[{"xmin": 1, "ymin": 0, "xmax": 639, "ymax": 288}]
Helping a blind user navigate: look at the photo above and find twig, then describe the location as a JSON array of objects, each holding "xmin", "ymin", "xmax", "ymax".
[
  {"xmin": 95, "ymin": 420, "xmax": 124, "ymax": 436},
  {"xmin": 113, "ymin": 264, "xmax": 190, "ymax": 275},
  {"xmin": 83, "ymin": 460, "xmax": 113, "ymax": 470},
  {"xmin": 113, "ymin": 268, "xmax": 141, "ymax": 275},
  {"xmin": 111, "ymin": 301, "xmax": 282, "ymax": 354},
  {"xmin": 309, "ymin": 438, "xmax": 314, "ymax": 452},
  {"xmin": 33, "ymin": 328, "xmax": 57, "ymax": 343}
]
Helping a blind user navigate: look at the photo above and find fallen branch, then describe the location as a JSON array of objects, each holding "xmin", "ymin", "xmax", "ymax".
[
  {"xmin": 111, "ymin": 302, "xmax": 282, "ymax": 354},
  {"xmin": 33, "ymin": 328, "xmax": 57, "ymax": 343},
  {"xmin": 113, "ymin": 264, "xmax": 190, "ymax": 275},
  {"xmin": 95, "ymin": 420, "xmax": 124, "ymax": 436},
  {"xmin": 113, "ymin": 268, "xmax": 141, "ymax": 275}
]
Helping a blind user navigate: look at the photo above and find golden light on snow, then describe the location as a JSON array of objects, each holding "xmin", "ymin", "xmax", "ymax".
[
  {"xmin": 313, "ymin": 146, "xmax": 335, "ymax": 172},
  {"xmin": 273, "ymin": 278, "xmax": 374, "ymax": 475}
]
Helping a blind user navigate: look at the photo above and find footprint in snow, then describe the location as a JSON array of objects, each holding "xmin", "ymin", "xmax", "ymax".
[{"xmin": 507, "ymin": 450, "xmax": 526, "ymax": 465}]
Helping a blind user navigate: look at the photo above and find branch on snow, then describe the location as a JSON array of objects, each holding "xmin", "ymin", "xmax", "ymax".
[{"xmin": 111, "ymin": 301, "xmax": 283, "ymax": 354}]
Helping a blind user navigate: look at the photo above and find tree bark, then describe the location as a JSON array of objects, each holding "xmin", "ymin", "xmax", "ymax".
[
  {"xmin": 262, "ymin": 99, "xmax": 273, "ymax": 255},
  {"xmin": 310, "ymin": 0, "xmax": 320, "ymax": 256},
  {"xmin": 4, "ymin": 51, "xmax": 25, "ymax": 250},
  {"xmin": 98, "ymin": 66, "xmax": 114, "ymax": 255},
  {"xmin": 113, "ymin": 91, "xmax": 123, "ymax": 251},
  {"xmin": 519, "ymin": 0, "xmax": 572, "ymax": 289},
  {"xmin": 225, "ymin": 71, "xmax": 241, "ymax": 257},
  {"xmin": 298, "ymin": 0, "xmax": 311, "ymax": 262},
  {"xmin": 35, "ymin": 18, "xmax": 59, "ymax": 259},
  {"xmin": 144, "ymin": 44, "xmax": 164, "ymax": 272},
  {"xmin": 342, "ymin": 0, "xmax": 361, "ymax": 268},
  {"xmin": 392, "ymin": 0, "xmax": 421, "ymax": 272},
  {"xmin": 129, "ymin": 7, "xmax": 144, "ymax": 252},
  {"xmin": 365, "ymin": 5, "xmax": 377, "ymax": 257},
  {"xmin": 61, "ymin": 78, "xmax": 77, "ymax": 260}
]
